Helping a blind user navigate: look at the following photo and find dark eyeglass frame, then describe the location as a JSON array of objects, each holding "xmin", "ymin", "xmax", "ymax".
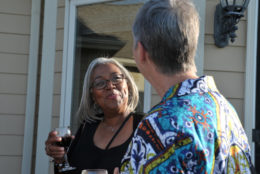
[{"xmin": 91, "ymin": 74, "xmax": 126, "ymax": 90}]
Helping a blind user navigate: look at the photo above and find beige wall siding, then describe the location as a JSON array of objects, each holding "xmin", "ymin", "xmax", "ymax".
[
  {"xmin": 205, "ymin": 0, "xmax": 247, "ymax": 125},
  {"xmin": 0, "ymin": 0, "xmax": 31, "ymax": 173}
]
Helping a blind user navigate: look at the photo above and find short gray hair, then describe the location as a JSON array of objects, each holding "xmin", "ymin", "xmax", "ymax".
[
  {"xmin": 77, "ymin": 57, "xmax": 139, "ymax": 123},
  {"xmin": 133, "ymin": 0, "xmax": 199, "ymax": 75}
]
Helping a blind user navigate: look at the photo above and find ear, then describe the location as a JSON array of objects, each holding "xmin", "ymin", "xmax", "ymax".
[{"xmin": 137, "ymin": 42, "xmax": 149, "ymax": 64}]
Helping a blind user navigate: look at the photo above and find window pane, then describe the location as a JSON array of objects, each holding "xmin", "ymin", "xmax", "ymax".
[{"xmin": 70, "ymin": 0, "xmax": 146, "ymax": 133}]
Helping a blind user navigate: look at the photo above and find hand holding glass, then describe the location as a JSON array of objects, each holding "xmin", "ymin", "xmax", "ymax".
[{"xmin": 55, "ymin": 127, "xmax": 76, "ymax": 172}]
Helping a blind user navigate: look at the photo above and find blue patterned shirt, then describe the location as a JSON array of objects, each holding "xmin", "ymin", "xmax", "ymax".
[{"xmin": 121, "ymin": 76, "xmax": 252, "ymax": 174}]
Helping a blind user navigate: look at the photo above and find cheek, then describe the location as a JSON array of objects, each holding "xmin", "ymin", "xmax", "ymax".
[
  {"xmin": 120, "ymin": 84, "xmax": 129, "ymax": 100},
  {"xmin": 92, "ymin": 91, "xmax": 102, "ymax": 104}
]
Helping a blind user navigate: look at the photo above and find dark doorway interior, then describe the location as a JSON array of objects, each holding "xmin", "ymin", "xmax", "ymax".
[{"xmin": 255, "ymin": 1, "xmax": 260, "ymax": 172}]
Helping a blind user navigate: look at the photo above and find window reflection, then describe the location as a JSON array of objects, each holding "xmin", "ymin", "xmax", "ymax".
[{"xmin": 70, "ymin": 0, "xmax": 146, "ymax": 132}]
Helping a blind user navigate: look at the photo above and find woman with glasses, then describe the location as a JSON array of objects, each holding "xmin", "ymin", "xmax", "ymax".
[{"xmin": 45, "ymin": 57, "xmax": 144, "ymax": 174}]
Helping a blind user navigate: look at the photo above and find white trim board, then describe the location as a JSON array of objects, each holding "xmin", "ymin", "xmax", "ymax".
[
  {"xmin": 244, "ymin": 0, "xmax": 258, "ymax": 165},
  {"xmin": 34, "ymin": 0, "xmax": 58, "ymax": 173},
  {"xmin": 21, "ymin": 0, "xmax": 41, "ymax": 173}
]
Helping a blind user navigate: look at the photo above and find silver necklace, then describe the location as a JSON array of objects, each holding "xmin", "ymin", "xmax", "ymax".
[{"xmin": 102, "ymin": 121, "xmax": 117, "ymax": 132}]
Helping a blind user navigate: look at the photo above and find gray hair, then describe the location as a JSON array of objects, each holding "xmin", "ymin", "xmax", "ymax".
[
  {"xmin": 77, "ymin": 57, "xmax": 139, "ymax": 123},
  {"xmin": 133, "ymin": 0, "xmax": 199, "ymax": 75}
]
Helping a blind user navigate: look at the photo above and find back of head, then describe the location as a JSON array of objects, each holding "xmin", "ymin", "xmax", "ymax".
[{"xmin": 133, "ymin": 0, "xmax": 200, "ymax": 75}]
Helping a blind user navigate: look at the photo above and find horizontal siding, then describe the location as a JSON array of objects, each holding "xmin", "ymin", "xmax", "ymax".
[
  {"xmin": 0, "ymin": 74, "xmax": 27, "ymax": 94},
  {"xmin": 57, "ymin": 7, "xmax": 65, "ymax": 29},
  {"xmin": 0, "ymin": 53, "xmax": 28, "ymax": 74},
  {"xmin": 228, "ymin": 98, "xmax": 244, "ymax": 125},
  {"xmin": 204, "ymin": 71, "xmax": 244, "ymax": 99},
  {"xmin": 56, "ymin": 29, "xmax": 64, "ymax": 51},
  {"xmin": 52, "ymin": 95, "xmax": 61, "ymax": 117},
  {"xmin": 0, "ymin": 156, "xmax": 22, "ymax": 173},
  {"xmin": 0, "ymin": 94, "xmax": 26, "ymax": 115},
  {"xmin": 0, "ymin": 0, "xmax": 32, "ymax": 174},
  {"xmin": 0, "ymin": 13, "xmax": 31, "ymax": 34},
  {"xmin": 0, "ymin": 115, "xmax": 25, "ymax": 135},
  {"xmin": 51, "ymin": 117, "xmax": 60, "ymax": 130},
  {"xmin": 58, "ymin": 0, "xmax": 65, "ymax": 8},
  {"xmin": 53, "ymin": 73, "xmax": 62, "ymax": 95},
  {"xmin": 55, "ymin": 51, "xmax": 63, "ymax": 73},
  {"xmin": 0, "ymin": 33, "xmax": 30, "ymax": 54},
  {"xmin": 0, "ymin": 135, "xmax": 23, "ymax": 155},
  {"xmin": 0, "ymin": 0, "xmax": 31, "ymax": 15},
  {"xmin": 204, "ymin": 45, "xmax": 245, "ymax": 72}
]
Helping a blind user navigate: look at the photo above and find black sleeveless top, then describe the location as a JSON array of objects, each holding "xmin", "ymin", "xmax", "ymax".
[{"xmin": 67, "ymin": 112, "xmax": 144, "ymax": 174}]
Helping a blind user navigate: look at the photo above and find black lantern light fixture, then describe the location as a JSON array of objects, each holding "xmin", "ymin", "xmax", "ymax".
[{"xmin": 214, "ymin": 0, "xmax": 250, "ymax": 48}]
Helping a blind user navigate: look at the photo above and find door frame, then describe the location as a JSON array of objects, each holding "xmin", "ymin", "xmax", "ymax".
[
  {"xmin": 60, "ymin": 0, "xmax": 153, "ymax": 127},
  {"xmin": 244, "ymin": 0, "xmax": 259, "ymax": 164}
]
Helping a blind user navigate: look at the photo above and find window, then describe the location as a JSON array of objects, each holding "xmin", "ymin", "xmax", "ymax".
[{"xmin": 62, "ymin": 0, "xmax": 148, "ymax": 133}]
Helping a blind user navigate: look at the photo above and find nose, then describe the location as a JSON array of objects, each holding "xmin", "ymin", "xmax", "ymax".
[{"xmin": 105, "ymin": 80, "xmax": 115, "ymax": 89}]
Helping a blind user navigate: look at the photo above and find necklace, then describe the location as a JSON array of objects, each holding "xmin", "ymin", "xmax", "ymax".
[
  {"xmin": 102, "ymin": 120, "xmax": 117, "ymax": 132},
  {"xmin": 102, "ymin": 122, "xmax": 116, "ymax": 132},
  {"xmin": 102, "ymin": 113, "xmax": 132, "ymax": 132}
]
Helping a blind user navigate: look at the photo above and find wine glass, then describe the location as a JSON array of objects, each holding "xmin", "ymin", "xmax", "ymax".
[
  {"xmin": 55, "ymin": 127, "xmax": 76, "ymax": 172},
  {"xmin": 81, "ymin": 169, "xmax": 108, "ymax": 174}
]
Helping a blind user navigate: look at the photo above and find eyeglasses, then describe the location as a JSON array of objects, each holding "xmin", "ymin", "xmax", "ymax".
[{"xmin": 91, "ymin": 74, "xmax": 125, "ymax": 90}]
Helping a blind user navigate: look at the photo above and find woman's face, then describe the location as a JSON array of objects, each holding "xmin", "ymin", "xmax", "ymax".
[{"xmin": 91, "ymin": 63, "xmax": 129, "ymax": 114}]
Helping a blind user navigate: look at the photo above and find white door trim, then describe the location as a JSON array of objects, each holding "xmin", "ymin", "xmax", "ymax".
[
  {"xmin": 34, "ymin": 0, "xmax": 58, "ymax": 173},
  {"xmin": 244, "ymin": 0, "xmax": 258, "ymax": 164},
  {"xmin": 21, "ymin": 0, "xmax": 41, "ymax": 173},
  {"xmin": 60, "ymin": 0, "xmax": 117, "ymax": 127}
]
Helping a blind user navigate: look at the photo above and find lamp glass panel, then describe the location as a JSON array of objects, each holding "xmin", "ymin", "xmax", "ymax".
[
  {"xmin": 220, "ymin": 0, "xmax": 228, "ymax": 7},
  {"xmin": 235, "ymin": 0, "xmax": 245, "ymax": 6},
  {"xmin": 227, "ymin": 0, "xmax": 235, "ymax": 6}
]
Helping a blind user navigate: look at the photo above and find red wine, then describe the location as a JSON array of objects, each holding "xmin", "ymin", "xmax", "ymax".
[{"xmin": 56, "ymin": 136, "xmax": 72, "ymax": 149}]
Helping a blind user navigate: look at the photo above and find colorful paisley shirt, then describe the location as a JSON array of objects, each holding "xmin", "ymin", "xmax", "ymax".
[{"xmin": 120, "ymin": 76, "xmax": 253, "ymax": 174}]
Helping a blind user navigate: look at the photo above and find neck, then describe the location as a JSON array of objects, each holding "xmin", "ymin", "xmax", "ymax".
[
  {"xmin": 148, "ymin": 69, "xmax": 198, "ymax": 98},
  {"xmin": 102, "ymin": 111, "xmax": 130, "ymax": 127}
]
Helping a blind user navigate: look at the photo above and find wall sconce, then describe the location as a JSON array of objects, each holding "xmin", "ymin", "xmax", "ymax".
[{"xmin": 214, "ymin": 0, "xmax": 250, "ymax": 48}]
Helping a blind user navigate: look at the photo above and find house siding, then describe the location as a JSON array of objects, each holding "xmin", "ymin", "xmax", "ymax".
[
  {"xmin": 204, "ymin": 0, "xmax": 247, "ymax": 124},
  {"xmin": 0, "ymin": 0, "xmax": 31, "ymax": 173}
]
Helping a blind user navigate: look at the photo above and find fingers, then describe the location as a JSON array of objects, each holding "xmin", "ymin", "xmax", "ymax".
[
  {"xmin": 45, "ymin": 131, "xmax": 65, "ymax": 160},
  {"xmin": 46, "ymin": 131, "xmax": 60, "ymax": 144}
]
